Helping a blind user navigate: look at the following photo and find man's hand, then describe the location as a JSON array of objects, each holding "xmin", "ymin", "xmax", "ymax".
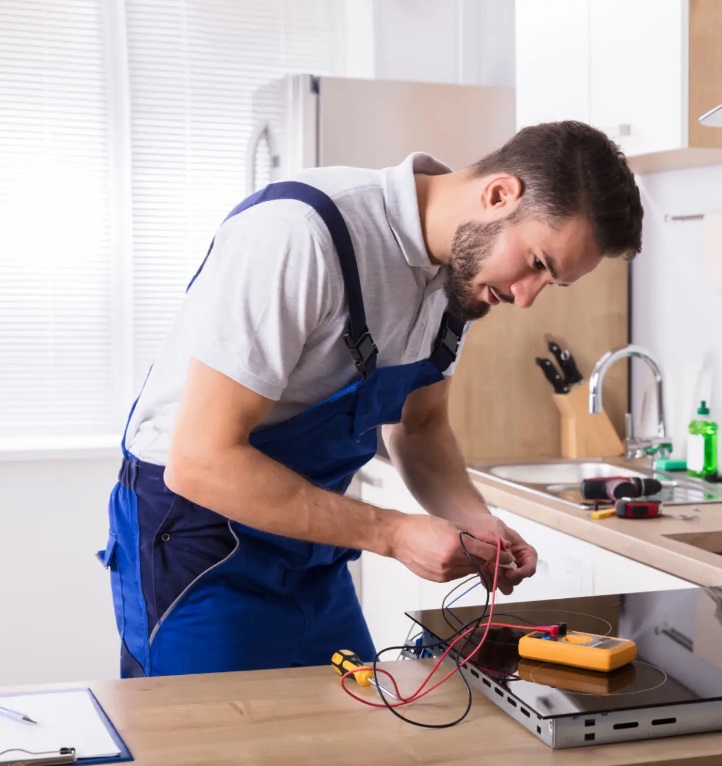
[
  {"xmin": 465, "ymin": 514, "xmax": 538, "ymax": 596},
  {"xmin": 389, "ymin": 513, "xmax": 537, "ymax": 596},
  {"xmin": 389, "ymin": 514, "xmax": 518, "ymax": 582}
]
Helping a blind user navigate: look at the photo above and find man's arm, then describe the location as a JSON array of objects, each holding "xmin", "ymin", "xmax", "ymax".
[
  {"xmin": 382, "ymin": 378, "xmax": 538, "ymax": 591},
  {"xmin": 382, "ymin": 378, "xmax": 490, "ymax": 527},
  {"xmin": 164, "ymin": 358, "xmax": 515, "ymax": 583}
]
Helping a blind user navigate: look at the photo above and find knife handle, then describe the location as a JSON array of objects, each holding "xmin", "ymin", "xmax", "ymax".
[
  {"xmin": 547, "ymin": 340, "xmax": 583, "ymax": 385},
  {"xmin": 535, "ymin": 357, "xmax": 569, "ymax": 394}
]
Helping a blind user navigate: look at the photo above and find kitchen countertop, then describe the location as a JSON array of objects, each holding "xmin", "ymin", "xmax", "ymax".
[
  {"xmin": 9, "ymin": 661, "xmax": 722, "ymax": 766},
  {"xmin": 467, "ymin": 461, "xmax": 722, "ymax": 587}
]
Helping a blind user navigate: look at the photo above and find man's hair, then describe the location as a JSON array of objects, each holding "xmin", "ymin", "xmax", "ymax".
[{"xmin": 471, "ymin": 121, "xmax": 643, "ymax": 260}]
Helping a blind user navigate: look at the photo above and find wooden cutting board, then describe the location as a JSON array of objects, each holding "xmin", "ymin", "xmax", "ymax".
[{"xmin": 448, "ymin": 257, "xmax": 629, "ymax": 462}]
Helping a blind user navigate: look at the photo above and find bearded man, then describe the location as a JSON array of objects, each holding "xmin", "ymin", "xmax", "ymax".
[{"xmin": 101, "ymin": 120, "xmax": 643, "ymax": 677}]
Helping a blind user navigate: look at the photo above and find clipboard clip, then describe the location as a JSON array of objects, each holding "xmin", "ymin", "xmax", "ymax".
[{"xmin": 0, "ymin": 746, "xmax": 76, "ymax": 766}]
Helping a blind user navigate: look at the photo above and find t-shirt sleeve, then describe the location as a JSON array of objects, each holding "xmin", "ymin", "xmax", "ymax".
[{"xmin": 185, "ymin": 201, "xmax": 335, "ymax": 401}]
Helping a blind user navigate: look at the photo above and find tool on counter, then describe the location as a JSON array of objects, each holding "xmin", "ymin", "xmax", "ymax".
[
  {"xmin": 331, "ymin": 649, "xmax": 399, "ymax": 700},
  {"xmin": 580, "ymin": 476, "xmax": 663, "ymax": 501},
  {"xmin": 615, "ymin": 498, "xmax": 661, "ymax": 519},
  {"xmin": 590, "ymin": 498, "xmax": 700, "ymax": 521},
  {"xmin": 518, "ymin": 628, "xmax": 637, "ymax": 672}
]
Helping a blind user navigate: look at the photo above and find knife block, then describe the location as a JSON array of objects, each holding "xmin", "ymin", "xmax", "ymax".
[{"xmin": 552, "ymin": 382, "xmax": 624, "ymax": 459}]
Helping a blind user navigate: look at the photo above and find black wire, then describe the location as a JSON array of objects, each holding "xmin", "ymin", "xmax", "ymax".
[
  {"xmin": 370, "ymin": 531, "xmax": 490, "ymax": 728},
  {"xmin": 370, "ymin": 532, "xmax": 542, "ymax": 728}
]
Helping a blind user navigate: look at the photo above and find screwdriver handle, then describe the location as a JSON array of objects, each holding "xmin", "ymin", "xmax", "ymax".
[{"xmin": 331, "ymin": 649, "xmax": 373, "ymax": 687}]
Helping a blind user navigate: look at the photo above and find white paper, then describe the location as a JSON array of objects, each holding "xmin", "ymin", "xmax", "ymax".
[{"xmin": 0, "ymin": 689, "xmax": 120, "ymax": 762}]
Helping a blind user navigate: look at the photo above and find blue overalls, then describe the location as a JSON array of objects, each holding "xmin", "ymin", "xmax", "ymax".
[{"xmin": 99, "ymin": 182, "xmax": 465, "ymax": 677}]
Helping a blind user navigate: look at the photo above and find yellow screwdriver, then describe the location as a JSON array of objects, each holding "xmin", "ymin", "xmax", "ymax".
[{"xmin": 331, "ymin": 649, "xmax": 399, "ymax": 700}]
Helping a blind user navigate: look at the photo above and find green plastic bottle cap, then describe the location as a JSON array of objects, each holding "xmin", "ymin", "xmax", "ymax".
[
  {"xmin": 698, "ymin": 400, "xmax": 710, "ymax": 416},
  {"xmin": 654, "ymin": 457, "xmax": 687, "ymax": 471}
]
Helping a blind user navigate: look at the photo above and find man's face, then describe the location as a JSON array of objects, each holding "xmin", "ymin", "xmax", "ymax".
[{"xmin": 443, "ymin": 213, "xmax": 603, "ymax": 322}]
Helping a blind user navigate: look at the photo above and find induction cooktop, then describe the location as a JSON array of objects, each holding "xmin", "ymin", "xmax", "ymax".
[{"xmin": 408, "ymin": 586, "xmax": 722, "ymax": 749}]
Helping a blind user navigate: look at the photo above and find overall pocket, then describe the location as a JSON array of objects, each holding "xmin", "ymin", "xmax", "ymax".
[{"xmin": 99, "ymin": 481, "xmax": 150, "ymax": 675}]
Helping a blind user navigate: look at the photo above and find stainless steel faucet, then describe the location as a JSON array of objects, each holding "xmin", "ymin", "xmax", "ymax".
[{"xmin": 588, "ymin": 344, "xmax": 671, "ymax": 459}]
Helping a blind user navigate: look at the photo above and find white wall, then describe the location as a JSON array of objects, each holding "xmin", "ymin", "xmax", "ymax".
[
  {"xmin": 632, "ymin": 164, "xmax": 722, "ymax": 462},
  {"xmin": 0, "ymin": 456, "xmax": 120, "ymax": 683}
]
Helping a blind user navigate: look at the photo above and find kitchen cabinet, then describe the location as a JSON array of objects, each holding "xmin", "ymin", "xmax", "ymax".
[
  {"xmin": 515, "ymin": 0, "xmax": 722, "ymax": 172},
  {"xmin": 593, "ymin": 545, "xmax": 692, "ymax": 595}
]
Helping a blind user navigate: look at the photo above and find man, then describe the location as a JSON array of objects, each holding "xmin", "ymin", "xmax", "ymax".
[{"xmin": 100, "ymin": 120, "xmax": 643, "ymax": 678}]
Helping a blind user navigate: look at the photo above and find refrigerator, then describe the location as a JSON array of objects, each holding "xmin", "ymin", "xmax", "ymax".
[{"xmin": 247, "ymin": 74, "xmax": 515, "ymax": 193}]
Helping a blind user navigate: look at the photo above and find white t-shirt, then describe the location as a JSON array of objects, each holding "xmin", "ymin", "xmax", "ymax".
[{"xmin": 126, "ymin": 153, "xmax": 460, "ymax": 465}]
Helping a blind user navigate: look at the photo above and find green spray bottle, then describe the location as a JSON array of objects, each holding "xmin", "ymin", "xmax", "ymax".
[{"xmin": 687, "ymin": 400, "xmax": 718, "ymax": 478}]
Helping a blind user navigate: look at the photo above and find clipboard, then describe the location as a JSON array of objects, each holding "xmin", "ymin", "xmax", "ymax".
[{"xmin": 0, "ymin": 688, "xmax": 133, "ymax": 766}]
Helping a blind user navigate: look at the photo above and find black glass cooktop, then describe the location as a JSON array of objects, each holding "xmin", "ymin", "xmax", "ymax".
[{"xmin": 408, "ymin": 587, "xmax": 722, "ymax": 747}]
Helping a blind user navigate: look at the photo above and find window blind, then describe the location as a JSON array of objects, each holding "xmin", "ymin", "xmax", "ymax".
[
  {"xmin": 0, "ymin": 0, "xmax": 115, "ymax": 438},
  {"xmin": 0, "ymin": 0, "xmax": 344, "ymax": 442},
  {"xmin": 126, "ymin": 0, "xmax": 343, "ymax": 393}
]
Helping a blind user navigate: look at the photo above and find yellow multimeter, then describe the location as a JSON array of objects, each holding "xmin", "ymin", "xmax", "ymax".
[{"xmin": 518, "ymin": 630, "xmax": 637, "ymax": 672}]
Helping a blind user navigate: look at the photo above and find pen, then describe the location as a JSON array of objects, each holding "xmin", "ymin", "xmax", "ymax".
[{"xmin": 0, "ymin": 704, "xmax": 38, "ymax": 724}]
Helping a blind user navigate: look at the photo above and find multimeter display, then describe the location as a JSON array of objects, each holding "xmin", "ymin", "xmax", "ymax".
[{"xmin": 518, "ymin": 630, "xmax": 637, "ymax": 672}]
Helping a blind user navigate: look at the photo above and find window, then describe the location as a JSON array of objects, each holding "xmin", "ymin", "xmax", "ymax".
[{"xmin": 0, "ymin": 0, "xmax": 345, "ymax": 443}]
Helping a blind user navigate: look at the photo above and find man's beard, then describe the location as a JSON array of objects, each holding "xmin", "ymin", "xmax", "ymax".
[{"xmin": 443, "ymin": 219, "xmax": 504, "ymax": 322}]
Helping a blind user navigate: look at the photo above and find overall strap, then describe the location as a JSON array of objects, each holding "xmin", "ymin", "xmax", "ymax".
[
  {"xmin": 428, "ymin": 311, "xmax": 466, "ymax": 372},
  {"xmin": 187, "ymin": 181, "xmax": 377, "ymax": 378}
]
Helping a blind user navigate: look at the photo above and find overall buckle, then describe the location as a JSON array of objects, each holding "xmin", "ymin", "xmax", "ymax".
[
  {"xmin": 433, "ymin": 317, "xmax": 462, "ymax": 358},
  {"xmin": 343, "ymin": 328, "xmax": 377, "ymax": 376}
]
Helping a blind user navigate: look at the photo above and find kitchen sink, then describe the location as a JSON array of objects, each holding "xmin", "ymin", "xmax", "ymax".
[
  {"xmin": 471, "ymin": 458, "xmax": 722, "ymax": 509},
  {"xmin": 488, "ymin": 461, "xmax": 645, "ymax": 486}
]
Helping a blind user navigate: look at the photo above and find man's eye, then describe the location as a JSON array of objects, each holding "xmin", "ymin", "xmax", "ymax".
[{"xmin": 533, "ymin": 256, "xmax": 545, "ymax": 271}]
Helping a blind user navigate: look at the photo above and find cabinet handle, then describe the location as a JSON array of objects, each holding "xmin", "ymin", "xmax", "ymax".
[{"xmin": 600, "ymin": 123, "xmax": 631, "ymax": 139}]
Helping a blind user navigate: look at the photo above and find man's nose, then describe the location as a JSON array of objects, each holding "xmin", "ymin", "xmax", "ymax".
[{"xmin": 511, "ymin": 276, "xmax": 547, "ymax": 309}]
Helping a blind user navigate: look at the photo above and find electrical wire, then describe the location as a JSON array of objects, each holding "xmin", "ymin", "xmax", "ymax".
[
  {"xmin": 342, "ymin": 533, "xmax": 500, "ymax": 727},
  {"xmin": 340, "ymin": 533, "xmax": 557, "ymax": 727}
]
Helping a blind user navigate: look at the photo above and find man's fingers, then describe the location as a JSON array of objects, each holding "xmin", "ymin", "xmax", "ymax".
[{"xmin": 462, "ymin": 533, "xmax": 514, "ymax": 566}]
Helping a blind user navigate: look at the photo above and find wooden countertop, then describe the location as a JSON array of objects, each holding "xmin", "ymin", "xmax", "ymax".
[
  {"xmin": 467, "ymin": 463, "xmax": 722, "ymax": 587},
  {"xmin": 10, "ymin": 661, "xmax": 722, "ymax": 766}
]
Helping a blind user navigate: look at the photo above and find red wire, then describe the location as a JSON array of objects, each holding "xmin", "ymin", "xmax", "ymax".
[
  {"xmin": 341, "ymin": 539, "xmax": 560, "ymax": 708},
  {"xmin": 342, "ymin": 538, "xmax": 504, "ymax": 707}
]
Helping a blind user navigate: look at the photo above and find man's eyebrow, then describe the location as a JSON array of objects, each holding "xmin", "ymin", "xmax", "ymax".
[
  {"xmin": 541, "ymin": 250, "xmax": 558, "ymax": 279},
  {"xmin": 542, "ymin": 250, "xmax": 570, "ymax": 286}
]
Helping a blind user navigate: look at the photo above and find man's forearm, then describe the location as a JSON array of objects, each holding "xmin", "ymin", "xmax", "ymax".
[
  {"xmin": 382, "ymin": 420, "xmax": 490, "ymax": 526},
  {"xmin": 165, "ymin": 443, "xmax": 404, "ymax": 557}
]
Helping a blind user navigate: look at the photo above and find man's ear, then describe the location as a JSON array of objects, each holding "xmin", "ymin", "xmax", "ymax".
[{"xmin": 481, "ymin": 174, "xmax": 523, "ymax": 213}]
